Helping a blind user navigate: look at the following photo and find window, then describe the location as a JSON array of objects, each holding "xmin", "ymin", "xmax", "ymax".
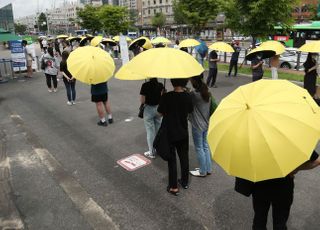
[
  {"xmin": 154, "ymin": 0, "xmax": 156, "ymax": 4},
  {"xmin": 160, "ymin": 0, "xmax": 162, "ymax": 3},
  {"xmin": 148, "ymin": 9, "xmax": 150, "ymax": 14}
]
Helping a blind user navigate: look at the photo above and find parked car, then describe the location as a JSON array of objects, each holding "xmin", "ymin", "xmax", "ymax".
[{"xmin": 279, "ymin": 48, "xmax": 307, "ymax": 70}]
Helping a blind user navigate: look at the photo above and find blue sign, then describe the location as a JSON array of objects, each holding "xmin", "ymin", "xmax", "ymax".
[{"xmin": 10, "ymin": 40, "xmax": 26, "ymax": 68}]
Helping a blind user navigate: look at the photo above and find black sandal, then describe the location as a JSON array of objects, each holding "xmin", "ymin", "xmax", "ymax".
[
  {"xmin": 167, "ymin": 186, "xmax": 179, "ymax": 196},
  {"xmin": 178, "ymin": 179, "xmax": 189, "ymax": 189}
]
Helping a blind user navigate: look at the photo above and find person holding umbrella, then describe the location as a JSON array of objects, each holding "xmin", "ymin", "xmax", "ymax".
[
  {"xmin": 251, "ymin": 53, "xmax": 264, "ymax": 82},
  {"xmin": 303, "ymin": 53, "xmax": 318, "ymax": 98}
]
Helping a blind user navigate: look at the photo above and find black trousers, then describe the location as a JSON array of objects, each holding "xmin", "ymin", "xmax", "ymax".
[
  {"xmin": 207, "ymin": 68, "xmax": 218, "ymax": 87},
  {"xmin": 252, "ymin": 179, "xmax": 294, "ymax": 230},
  {"xmin": 228, "ymin": 60, "xmax": 238, "ymax": 76},
  {"xmin": 252, "ymin": 75, "xmax": 263, "ymax": 82},
  {"xmin": 167, "ymin": 138, "xmax": 189, "ymax": 188},
  {"xmin": 45, "ymin": 74, "xmax": 58, "ymax": 89}
]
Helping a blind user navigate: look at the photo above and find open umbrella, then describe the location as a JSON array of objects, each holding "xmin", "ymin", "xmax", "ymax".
[
  {"xmin": 115, "ymin": 47, "xmax": 204, "ymax": 80},
  {"xmin": 259, "ymin": 40, "xmax": 285, "ymax": 55},
  {"xmin": 129, "ymin": 36, "xmax": 152, "ymax": 50},
  {"xmin": 101, "ymin": 38, "xmax": 117, "ymax": 46},
  {"xmin": 115, "ymin": 63, "xmax": 147, "ymax": 80},
  {"xmin": 179, "ymin": 39, "xmax": 200, "ymax": 48},
  {"xmin": 56, "ymin": 34, "xmax": 68, "ymax": 39},
  {"xmin": 151, "ymin": 37, "xmax": 171, "ymax": 45},
  {"xmin": 90, "ymin": 36, "xmax": 103, "ymax": 47},
  {"xmin": 209, "ymin": 42, "xmax": 234, "ymax": 53},
  {"xmin": 208, "ymin": 79, "xmax": 320, "ymax": 182},
  {"xmin": 298, "ymin": 41, "xmax": 320, "ymax": 53},
  {"xmin": 67, "ymin": 46, "xmax": 115, "ymax": 84},
  {"xmin": 79, "ymin": 36, "xmax": 94, "ymax": 46},
  {"xmin": 66, "ymin": 36, "xmax": 81, "ymax": 43},
  {"xmin": 246, "ymin": 46, "xmax": 276, "ymax": 61},
  {"xmin": 113, "ymin": 35, "xmax": 132, "ymax": 42}
]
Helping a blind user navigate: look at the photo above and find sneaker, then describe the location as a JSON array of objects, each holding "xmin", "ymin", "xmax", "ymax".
[
  {"xmin": 144, "ymin": 151, "xmax": 155, "ymax": 159},
  {"xmin": 48, "ymin": 89, "xmax": 53, "ymax": 93},
  {"xmin": 97, "ymin": 121, "xmax": 108, "ymax": 126},
  {"xmin": 178, "ymin": 179, "xmax": 189, "ymax": 189},
  {"xmin": 190, "ymin": 169, "xmax": 206, "ymax": 177},
  {"xmin": 67, "ymin": 101, "xmax": 72, "ymax": 106},
  {"xmin": 53, "ymin": 88, "xmax": 58, "ymax": 93},
  {"xmin": 71, "ymin": 101, "xmax": 76, "ymax": 105},
  {"xmin": 212, "ymin": 85, "xmax": 218, "ymax": 88},
  {"xmin": 108, "ymin": 118, "xmax": 113, "ymax": 124}
]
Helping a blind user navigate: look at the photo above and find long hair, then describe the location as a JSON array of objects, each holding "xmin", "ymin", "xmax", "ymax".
[
  {"xmin": 190, "ymin": 75, "xmax": 210, "ymax": 102},
  {"xmin": 61, "ymin": 50, "xmax": 69, "ymax": 62},
  {"xmin": 304, "ymin": 53, "xmax": 316, "ymax": 72},
  {"xmin": 47, "ymin": 47, "xmax": 54, "ymax": 57},
  {"xmin": 149, "ymin": 78, "xmax": 158, "ymax": 85}
]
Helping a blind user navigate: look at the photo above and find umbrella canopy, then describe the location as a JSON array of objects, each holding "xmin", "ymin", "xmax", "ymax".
[
  {"xmin": 67, "ymin": 46, "xmax": 115, "ymax": 84},
  {"xmin": 101, "ymin": 38, "xmax": 117, "ymax": 46},
  {"xmin": 298, "ymin": 41, "xmax": 320, "ymax": 53},
  {"xmin": 0, "ymin": 33, "xmax": 21, "ymax": 42},
  {"xmin": 179, "ymin": 39, "xmax": 200, "ymax": 48},
  {"xmin": 129, "ymin": 36, "xmax": 152, "ymax": 50},
  {"xmin": 90, "ymin": 36, "xmax": 103, "ymax": 47},
  {"xmin": 151, "ymin": 37, "xmax": 171, "ymax": 45},
  {"xmin": 85, "ymin": 34, "xmax": 94, "ymax": 38},
  {"xmin": 79, "ymin": 36, "xmax": 93, "ymax": 46},
  {"xmin": 209, "ymin": 42, "xmax": 234, "ymax": 53},
  {"xmin": 66, "ymin": 36, "xmax": 81, "ymax": 42},
  {"xmin": 115, "ymin": 47, "xmax": 204, "ymax": 79},
  {"xmin": 208, "ymin": 79, "xmax": 320, "ymax": 182},
  {"xmin": 56, "ymin": 34, "xmax": 68, "ymax": 39},
  {"xmin": 113, "ymin": 35, "xmax": 132, "ymax": 42},
  {"xmin": 259, "ymin": 41, "xmax": 285, "ymax": 55},
  {"xmin": 115, "ymin": 63, "xmax": 147, "ymax": 80},
  {"xmin": 246, "ymin": 47, "xmax": 276, "ymax": 61}
]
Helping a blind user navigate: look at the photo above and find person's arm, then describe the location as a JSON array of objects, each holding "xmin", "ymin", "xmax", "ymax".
[
  {"xmin": 251, "ymin": 61, "xmax": 263, "ymax": 69},
  {"xmin": 308, "ymin": 65, "xmax": 317, "ymax": 73},
  {"xmin": 140, "ymin": 95, "xmax": 145, "ymax": 104},
  {"xmin": 290, "ymin": 152, "xmax": 320, "ymax": 176}
]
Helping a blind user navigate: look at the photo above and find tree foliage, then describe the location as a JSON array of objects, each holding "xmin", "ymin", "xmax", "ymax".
[
  {"xmin": 77, "ymin": 5, "xmax": 129, "ymax": 35},
  {"xmin": 77, "ymin": 5, "xmax": 102, "ymax": 33},
  {"xmin": 98, "ymin": 5, "xmax": 129, "ymax": 35},
  {"xmin": 173, "ymin": 1, "xmax": 187, "ymax": 25},
  {"xmin": 223, "ymin": 0, "xmax": 298, "ymax": 39},
  {"xmin": 14, "ymin": 23, "xmax": 27, "ymax": 34},
  {"xmin": 38, "ymin": 13, "xmax": 47, "ymax": 32},
  {"xmin": 174, "ymin": 0, "xmax": 221, "ymax": 32},
  {"xmin": 151, "ymin": 12, "xmax": 166, "ymax": 29}
]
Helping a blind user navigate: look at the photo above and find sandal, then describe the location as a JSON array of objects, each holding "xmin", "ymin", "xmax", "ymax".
[
  {"xmin": 167, "ymin": 186, "xmax": 179, "ymax": 196},
  {"xmin": 178, "ymin": 179, "xmax": 189, "ymax": 189}
]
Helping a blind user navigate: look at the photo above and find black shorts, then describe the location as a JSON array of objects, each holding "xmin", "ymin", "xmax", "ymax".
[{"xmin": 91, "ymin": 93, "xmax": 108, "ymax": 103}]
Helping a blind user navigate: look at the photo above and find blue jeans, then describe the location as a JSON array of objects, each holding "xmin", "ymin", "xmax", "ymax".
[
  {"xmin": 63, "ymin": 78, "xmax": 76, "ymax": 101},
  {"xmin": 192, "ymin": 127, "xmax": 212, "ymax": 175},
  {"xmin": 143, "ymin": 105, "xmax": 162, "ymax": 153}
]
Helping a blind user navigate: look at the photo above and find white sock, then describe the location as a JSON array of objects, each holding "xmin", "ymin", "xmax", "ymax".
[
  {"xmin": 108, "ymin": 114, "xmax": 112, "ymax": 119},
  {"xmin": 100, "ymin": 117, "xmax": 106, "ymax": 122}
]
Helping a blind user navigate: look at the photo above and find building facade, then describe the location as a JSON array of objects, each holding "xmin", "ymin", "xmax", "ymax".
[
  {"xmin": 141, "ymin": 0, "xmax": 174, "ymax": 27},
  {"xmin": 15, "ymin": 15, "xmax": 38, "ymax": 33},
  {"xmin": 0, "ymin": 3, "xmax": 14, "ymax": 33},
  {"xmin": 293, "ymin": 0, "xmax": 320, "ymax": 22}
]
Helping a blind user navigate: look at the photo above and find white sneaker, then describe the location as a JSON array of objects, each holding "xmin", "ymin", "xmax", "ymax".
[
  {"xmin": 67, "ymin": 101, "xmax": 72, "ymax": 106},
  {"xmin": 48, "ymin": 89, "xmax": 53, "ymax": 93},
  {"xmin": 189, "ymin": 169, "xmax": 206, "ymax": 177},
  {"xmin": 72, "ymin": 101, "xmax": 76, "ymax": 105},
  {"xmin": 144, "ymin": 151, "xmax": 155, "ymax": 159},
  {"xmin": 53, "ymin": 88, "xmax": 57, "ymax": 93}
]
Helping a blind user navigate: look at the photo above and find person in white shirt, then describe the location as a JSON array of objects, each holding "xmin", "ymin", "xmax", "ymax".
[
  {"xmin": 42, "ymin": 39, "xmax": 48, "ymax": 53},
  {"xmin": 22, "ymin": 40, "xmax": 34, "ymax": 78}
]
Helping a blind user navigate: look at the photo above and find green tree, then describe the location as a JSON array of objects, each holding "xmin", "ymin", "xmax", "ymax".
[
  {"xmin": 14, "ymin": 23, "xmax": 27, "ymax": 34},
  {"xmin": 151, "ymin": 12, "xmax": 166, "ymax": 29},
  {"xmin": 129, "ymin": 9, "xmax": 138, "ymax": 29},
  {"xmin": 77, "ymin": 5, "xmax": 102, "ymax": 33},
  {"xmin": 173, "ymin": 0, "xmax": 187, "ymax": 25},
  {"xmin": 98, "ymin": 5, "xmax": 129, "ymax": 35},
  {"xmin": 223, "ymin": 0, "xmax": 298, "ymax": 45},
  {"xmin": 175, "ymin": 0, "xmax": 222, "ymax": 33},
  {"xmin": 38, "ymin": 13, "xmax": 47, "ymax": 32}
]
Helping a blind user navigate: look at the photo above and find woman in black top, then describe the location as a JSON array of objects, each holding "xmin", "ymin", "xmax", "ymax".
[
  {"xmin": 303, "ymin": 53, "xmax": 318, "ymax": 98},
  {"xmin": 157, "ymin": 79, "xmax": 193, "ymax": 195},
  {"xmin": 60, "ymin": 51, "xmax": 76, "ymax": 105},
  {"xmin": 140, "ymin": 78, "xmax": 164, "ymax": 158}
]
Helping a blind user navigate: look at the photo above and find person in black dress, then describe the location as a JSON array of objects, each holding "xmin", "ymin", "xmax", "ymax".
[
  {"xmin": 303, "ymin": 53, "xmax": 318, "ymax": 98},
  {"xmin": 157, "ymin": 79, "xmax": 193, "ymax": 196}
]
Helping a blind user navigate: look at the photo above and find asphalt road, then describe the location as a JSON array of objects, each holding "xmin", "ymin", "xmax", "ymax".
[{"xmin": 0, "ymin": 63, "xmax": 320, "ymax": 230}]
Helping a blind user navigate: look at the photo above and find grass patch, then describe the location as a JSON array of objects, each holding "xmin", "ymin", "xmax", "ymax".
[{"xmin": 204, "ymin": 61, "xmax": 305, "ymax": 82}]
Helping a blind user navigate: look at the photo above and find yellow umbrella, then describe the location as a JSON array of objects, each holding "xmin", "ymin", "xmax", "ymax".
[
  {"xmin": 129, "ymin": 36, "xmax": 152, "ymax": 50},
  {"xmin": 151, "ymin": 37, "xmax": 171, "ymax": 45},
  {"xmin": 101, "ymin": 38, "xmax": 117, "ymax": 46},
  {"xmin": 179, "ymin": 39, "xmax": 200, "ymax": 48},
  {"xmin": 66, "ymin": 36, "xmax": 81, "ymax": 42},
  {"xmin": 209, "ymin": 42, "xmax": 234, "ymax": 52},
  {"xmin": 67, "ymin": 46, "xmax": 115, "ymax": 84},
  {"xmin": 113, "ymin": 35, "xmax": 132, "ymax": 42},
  {"xmin": 90, "ymin": 36, "xmax": 103, "ymax": 47},
  {"xmin": 259, "ymin": 40, "xmax": 285, "ymax": 55},
  {"xmin": 115, "ymin": 47, "xmax": 204, "ymax": 79},
  {"xmin": 208, "ymin": 79, "xmax": 320, "ymax": 182},
  {"xmin": 298, "ymin": 40, "xmax": 320, "ymax": 53},
  {"xmin": 56, "ymin": 34, "xmax": 68, "ymax": 39},
  {"xmin": 246, "ymin": 46, "xmax": 276, "ymax": 61},
  {"xmin": 115, "ymin": 63, "xmax": 147, "ymax": 80}
]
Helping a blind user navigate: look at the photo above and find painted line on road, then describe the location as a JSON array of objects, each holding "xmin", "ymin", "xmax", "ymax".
[{"xmin": 10, "ymin": 113, "xmax": 120, "ymax": 230}]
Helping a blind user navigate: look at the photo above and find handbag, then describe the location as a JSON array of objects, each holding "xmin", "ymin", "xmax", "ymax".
[
  {"xmin": 153, "ymin": 119, "xmax": 171, "ymax": 161},
  {"xmin": 138, "ymin": 104, "xmax": 145, "ymax": 118},
  {"xmin": 234, "ymin": 177, "xmax": 254, "ymax": 197}
]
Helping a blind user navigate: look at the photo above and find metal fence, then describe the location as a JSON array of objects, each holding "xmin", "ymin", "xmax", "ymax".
[{"xmin": 0, "ymin": 57, "xmax": 41, "ymax": 80}]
